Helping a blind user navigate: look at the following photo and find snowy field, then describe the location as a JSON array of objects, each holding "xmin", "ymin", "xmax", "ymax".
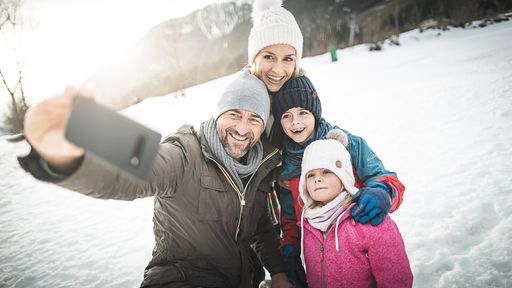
[{"xmin": 1, "ymin": 19, "xmax": 512, "ymax": 287}]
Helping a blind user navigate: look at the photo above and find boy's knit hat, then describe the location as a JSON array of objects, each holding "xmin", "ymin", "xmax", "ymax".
[
  {"xmin": 217, "ymin": 70, "xmax": 270, "ymax": 125},
  {"xmin": 248, "ymin": 0, "xmax": 303, "ymax": 65},
  {"xmin": 272, "ymin": 75, "xmax": 322, "ymax": 123},
  {"xmin": 299, "ymin": 139, "xmax": 358, "ymax": 208}
]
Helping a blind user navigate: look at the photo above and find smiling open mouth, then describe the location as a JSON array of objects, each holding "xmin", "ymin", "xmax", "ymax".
[
  {"xmin": 291, "ymin": 127, "xmax": 305, "ymax": 134},
  {"xmin": 230, "ymin": 133, "xmax": 248, "ymax": 141},
  {"xmin": 267, "ymin": 74, "xmax": 285, "ymax": 82}
]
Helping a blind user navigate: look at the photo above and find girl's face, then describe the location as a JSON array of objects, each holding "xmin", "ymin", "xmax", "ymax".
[
  {"xmin": 306, "ymin": 168, "xmax": 343, "ymax": 206},
  {"xmin": 280, "ymin": 107, "xmax": 315, "ymax": 145},
  {"xmin": 252, "ymin": 44, "xmax": 297, "ymax": 93}
]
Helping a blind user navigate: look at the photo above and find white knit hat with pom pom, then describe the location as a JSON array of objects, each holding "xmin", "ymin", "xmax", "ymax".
[
  {"xmin": 248, "ymin": 0, "xmax": 303, "ymax": 65},
  {"xmin": 299, "ymin": 139, "xmax": 359, "ymax": 210}
]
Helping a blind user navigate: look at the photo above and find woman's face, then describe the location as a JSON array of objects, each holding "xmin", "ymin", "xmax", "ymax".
[
  {"xmin": 252, "ymin": 44, "xmax": 297, "ymax": 93},
  {"xmin": 280, "ymin": 107, "xmax": 315, "ymax": 145},
  {"xmin": 306, "ymin": 168, "xmax": 343, "ymax": 206}
]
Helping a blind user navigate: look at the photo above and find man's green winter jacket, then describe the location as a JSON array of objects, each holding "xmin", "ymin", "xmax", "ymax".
[{"xmin": 19, "ymin": 125, "xmax": 285, "ymax": 288}]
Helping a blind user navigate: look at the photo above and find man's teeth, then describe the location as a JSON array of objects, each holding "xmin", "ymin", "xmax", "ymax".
[{"xmin": 231, "ymin": 134, "xmax": 247, "ymax": 141}]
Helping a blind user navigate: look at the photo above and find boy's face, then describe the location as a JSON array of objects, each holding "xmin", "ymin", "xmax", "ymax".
[
  {"xmin": 306, "ymin": 168, "xmax": 343, "ymax": 205},
  {"xmin": 280, "ymin": 107, "xmax": 315, "ymax": 145}
]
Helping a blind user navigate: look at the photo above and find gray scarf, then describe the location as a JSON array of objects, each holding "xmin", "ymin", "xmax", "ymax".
[{"xmin": 200, "ymin": 117, "xmax": 263, "ymax": 193}]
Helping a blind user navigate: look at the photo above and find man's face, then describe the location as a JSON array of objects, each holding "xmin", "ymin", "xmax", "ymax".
[{"xmin": 217, "ymin": 109, "xmax": 265, "ymax": 160}]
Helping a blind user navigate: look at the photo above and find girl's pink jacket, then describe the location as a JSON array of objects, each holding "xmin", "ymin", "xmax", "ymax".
[{"xmin": 302, "ymin": 211, "xmax": 413, "ymax": 288}]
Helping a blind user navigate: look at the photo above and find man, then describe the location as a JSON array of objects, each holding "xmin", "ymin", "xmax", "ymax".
[{"xmin": 18, "ymin": 71, "xmax": 292, "ymax": 288}]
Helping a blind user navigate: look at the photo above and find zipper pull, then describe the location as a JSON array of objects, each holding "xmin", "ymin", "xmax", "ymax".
[{"xmin": 241, "ymin": 199, "xmax": 246, "ymax": 206}]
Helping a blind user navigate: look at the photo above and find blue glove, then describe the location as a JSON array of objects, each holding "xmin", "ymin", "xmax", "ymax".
[
  {"xmin": 350, "ymin": 187, "xmax": 391, "ymax": 226},
  {"xmin": 282, "ymin": 245, "xmax": 308, "ymax": 288}
]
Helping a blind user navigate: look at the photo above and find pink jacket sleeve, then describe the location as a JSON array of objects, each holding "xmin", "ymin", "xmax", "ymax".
[{"xmin": 363, "ymin": 216, "xmax": 414, "ymax": 287}]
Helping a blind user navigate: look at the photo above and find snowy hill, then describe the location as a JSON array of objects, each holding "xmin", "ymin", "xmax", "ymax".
[{"xmin": 1, "ymin": 20, "xmax": 511, "ymax": 287}]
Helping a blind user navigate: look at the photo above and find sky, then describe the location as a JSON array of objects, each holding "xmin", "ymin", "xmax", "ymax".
[
  {"xmin": 1, "ymin": 18, "xmax": 511, "ymax": 287},
  {"xmin": 0, "ymin": 0, "xmax": 218, "ymax": 106}
]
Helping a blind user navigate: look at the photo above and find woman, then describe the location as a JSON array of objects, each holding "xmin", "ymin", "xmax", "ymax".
[
  {"xmin": 247, "ymin": 0, "xmax": 304, "ymax": 148},
  {"xmin": 245, "ymin": 2, "xmax": 308, "ymax": 287}
]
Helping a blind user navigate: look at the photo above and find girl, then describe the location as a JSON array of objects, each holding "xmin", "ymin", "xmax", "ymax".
[{"xmin": 299, "ymin": 139, "xmax": 413, "ymax": 288}]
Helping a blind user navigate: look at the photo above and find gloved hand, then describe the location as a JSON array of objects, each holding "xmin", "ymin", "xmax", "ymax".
[
  {"xmin": 282, "ymin": 245, "xmax": 308, "ymax": 288},
  {"xmin": 350, "ymin": 187, "xmax": 391, "ymax": 226}
]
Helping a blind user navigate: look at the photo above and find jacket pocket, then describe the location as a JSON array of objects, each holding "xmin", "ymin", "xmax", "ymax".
[
  {"xmin": 140, "ymin": 264, "xmax": 186, "ymax": 287},
  {"xmin": 198, "ymin": 175, "xmax": 228, "ymax": 221}
]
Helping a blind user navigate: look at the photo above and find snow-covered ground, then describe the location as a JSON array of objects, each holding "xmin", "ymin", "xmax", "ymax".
[{"xmin": 1, "ymin": 19, "xmax": 511, "ymax": 288}]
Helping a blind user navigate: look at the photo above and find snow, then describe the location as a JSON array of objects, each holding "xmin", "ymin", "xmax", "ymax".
[
  {"xmin": 1, "ymin": 0, "xmax": 216, "ymax": 107},
  {"xmin": 1, "ymin": 20, "xmax": 512, "ymax": 287}
]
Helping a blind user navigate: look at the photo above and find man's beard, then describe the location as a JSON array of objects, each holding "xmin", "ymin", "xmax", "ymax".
[{"xmin": 220, "ymin": 127, "xmax": 254, "ymax": 160}]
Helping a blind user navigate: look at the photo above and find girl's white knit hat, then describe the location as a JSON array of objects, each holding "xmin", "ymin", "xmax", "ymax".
[
  {"xmin": 248, "ymin": 0, "xmax": 303, "ymax": 64},
  {"xmin": 299, "ymin": 139, "xmax": 359, "ymax": 209}
]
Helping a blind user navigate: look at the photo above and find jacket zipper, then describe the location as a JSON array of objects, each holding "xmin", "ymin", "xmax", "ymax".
[
  {"xmin": 320, "ymin": 243, "xmax": 326, "ymax": 288},
  {"xmin": 208, "ymin": 148, "xmax": 279, "ymax": 240}
]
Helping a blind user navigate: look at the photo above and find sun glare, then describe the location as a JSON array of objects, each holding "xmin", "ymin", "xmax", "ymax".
[{"xmin": 10, "ymin": 0, "xmax": 214, "ymax": 104}]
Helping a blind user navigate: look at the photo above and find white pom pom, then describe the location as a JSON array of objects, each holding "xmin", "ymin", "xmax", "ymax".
[{"xmin": 252, "ymin": 0, "xmax": 283, "ymax": 18}]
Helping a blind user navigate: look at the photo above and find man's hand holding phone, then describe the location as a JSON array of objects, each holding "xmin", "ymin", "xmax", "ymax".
[
  {"xmin": 24, "ymin": 86, "xmax": 161, "ymax": 182},
  {"xmin": 24, "ymin": 86, "xmax": 86, "ymax": 173}
]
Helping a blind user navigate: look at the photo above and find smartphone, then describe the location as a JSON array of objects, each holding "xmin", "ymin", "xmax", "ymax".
[{"xmin": 65, "ymin": 96, "xmax": 161, "ymax": 182}]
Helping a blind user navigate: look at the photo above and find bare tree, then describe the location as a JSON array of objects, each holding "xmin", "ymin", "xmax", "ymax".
[
  {"xmin": 0, "ymin": 0, "xmax": 29, "ymax": 135},
  {"xmin": 0, "ymin": 0, "xmax": 19, "ymax": 27}
]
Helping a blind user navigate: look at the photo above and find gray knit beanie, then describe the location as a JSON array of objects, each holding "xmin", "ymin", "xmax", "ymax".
[{"xmin": 217, "ymin": 70, "xmax": 270, "ymax": 125}]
